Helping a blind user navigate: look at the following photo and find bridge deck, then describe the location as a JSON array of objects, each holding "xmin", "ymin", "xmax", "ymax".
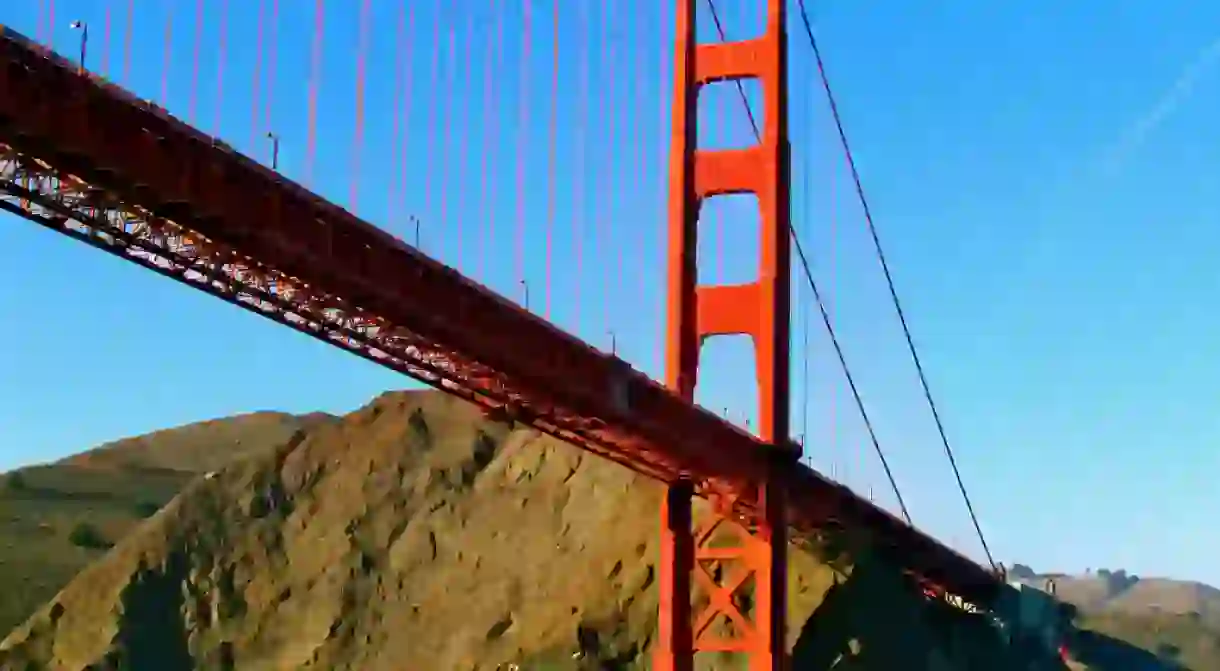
[{"xmin": 0, "ymin": 25, "xmax": 1000, "ymax": 607}]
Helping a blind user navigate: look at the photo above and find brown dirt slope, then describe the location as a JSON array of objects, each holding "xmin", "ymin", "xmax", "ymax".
[
  {"xmin": 0, "ymin": 391, "xmax": 1033, "ymax": 670},
  {"xmin": 0, "ymin": 411, "xmax": 324, "ymax": 638}
]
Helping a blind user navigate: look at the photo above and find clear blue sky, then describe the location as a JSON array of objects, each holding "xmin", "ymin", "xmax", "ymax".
[{"xmin": 2, "ymin": 0, "xmax": 1219, "ymax": 587}]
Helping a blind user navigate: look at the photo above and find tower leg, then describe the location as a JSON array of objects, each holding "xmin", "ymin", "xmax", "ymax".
[
  {"xmin": 656, "ymin": 483, "xmax": 694, "ymax": 671},
  {"xmin": 656, "ymin": 1, "xmax": 792, "ymax": 669}
]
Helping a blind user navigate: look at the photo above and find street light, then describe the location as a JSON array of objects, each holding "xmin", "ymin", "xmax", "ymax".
[
  {"xmin": 265, "ymin": 131, "xmax": 280, "ymax": 170},
  {"xmin": 608, "ymin": 330, "xmax": 617, "ymax": 356},
  {"xmin": 69, "ymin": 20, "xmax": 88, "ymax": 71},
  {"xmin": 411, "ymin": 215, "xmax": 421, "ymax": 249},
  {"xmin": 520, "ymin": 279, "xmax": 530, "ymax": 311}
]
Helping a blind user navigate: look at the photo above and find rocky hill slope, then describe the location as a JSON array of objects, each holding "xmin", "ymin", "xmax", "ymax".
[
  {"xmin": 0, "ymin": 411, "xmax": 325, "ymax": 636},
  {"xmin": 0, "ymin": 391, "xmax": 1034, "ymax": 670}
]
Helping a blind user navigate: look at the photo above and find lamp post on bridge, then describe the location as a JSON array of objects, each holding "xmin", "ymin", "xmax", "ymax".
[
  {"xmin": 265, "ymin": 131, "xmax": 280, "ymax": 171},
  {"xmin": 69, "ymin": 20, "xmax": 88, "ymax": 71},
  {"xmin": 520, "ymin": 279, "xmax": 530, "ymax": 311}
]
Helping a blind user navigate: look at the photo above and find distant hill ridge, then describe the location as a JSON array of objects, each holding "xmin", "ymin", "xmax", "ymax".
[{"xmin": 1009, "ymin": 564, "xmax": 1220, "ymax": 622}]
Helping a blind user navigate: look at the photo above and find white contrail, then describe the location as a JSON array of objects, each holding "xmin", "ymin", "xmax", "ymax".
[{"xmin": 1099, "ymin": 37, "xmax": 1220, "ymax": 174}]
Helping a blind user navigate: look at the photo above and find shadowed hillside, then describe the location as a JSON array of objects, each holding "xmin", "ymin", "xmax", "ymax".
[
  {"xmin": 0, "ymin": 391, "xmax": 1036, "ymax": 670},
  {"xmin": 0, "ymin": 411, "xmax": 329, "ymax": 636}
]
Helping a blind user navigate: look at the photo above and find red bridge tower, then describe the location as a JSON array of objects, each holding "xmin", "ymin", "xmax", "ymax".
[{"xmin": 657, "ymin": 1, "xmax": 793, "ymax": 670}]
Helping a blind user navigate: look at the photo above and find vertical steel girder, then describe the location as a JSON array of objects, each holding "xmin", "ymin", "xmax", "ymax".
[{"xmin": 658, "ymin": 1, "xmax": 791, "ymax": 670}]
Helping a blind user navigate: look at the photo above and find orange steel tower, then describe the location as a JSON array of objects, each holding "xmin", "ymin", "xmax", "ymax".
[{"xmin": 657, "ymin": 1, "xmax": 792, "ymax": 670}]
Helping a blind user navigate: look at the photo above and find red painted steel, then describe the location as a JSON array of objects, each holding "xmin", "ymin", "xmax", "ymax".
[
  {"xmin": 0, "ymin": 26, "xmax": 1001, "ymax": 611},
  {"xmin": 657, "ymin": 0, "xmax": 790, "ymax": 668}
]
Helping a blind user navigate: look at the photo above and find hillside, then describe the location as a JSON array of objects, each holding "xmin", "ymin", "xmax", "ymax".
[
  {"xmin": 0, "ymin": 391, "xmax": 1035, "ymax": 670},
  {"xmin": 1026, "ymin": 571, "xmax": 1220, "ymax": 623},
  {"xmin": 1012, "ymin": 569, "xmax": 1220, "ymax": 668},
  {"xmin": 0, "ymin": 411, "xmax": 327, "ymax": 636}
]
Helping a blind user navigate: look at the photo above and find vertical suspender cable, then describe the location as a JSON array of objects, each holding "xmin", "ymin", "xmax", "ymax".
[
  {"xmin": 454, "ymin": 15, "xmax": 471, "ymax": 267},
  {"xmin": 123, "ymin": 0, "xmax": 133, "ymax": 84},
  {"xmin": 252, "ymin": 0, "xmax": 265, "ymax": 148},
  {"xmin": 514, "ymin": 0, "xmax": 532, "ymax": 306},
  {"xmin": 641, "ymin": 18, "xmax": 651, "ymax": 284},
  {"xmin": 102, "ymin": 7, "xmax": 111, "ymax": 78},
  {"xmin": 265, "ymin": 0, "xmax": 279, "ymax": 134},
  {"xmin": 350, "ymin": 0, "xmax": 370, "ymax": 213},
  {"xmin": 657, "ymin": 2, "xmax": 668, "ymax": 369},
  {"xmin": 213, "ymin": 0, "xmax": 228, "ymax": 136},
  {"xmin": 388, "ymin": 3, "xmax": 403, "ymax": 225},
  {"xmin": 573, "ymin": 0, "xmax": 589, "ymax": 331},
  {"xmin": 489, "ymin": 2, "xmax": 505, "ymax": 274},
  {"xmin": 399, "ymin": 3, "xmax": 416, "ymax": 245},
  {"xmin": 189, "ymin": 0, "xmax": 203, "ymax": 122},
  {"xmin": 390, "ymin": 3, "xmax": 407, "ymax": 227},
  {"xmin": 477, "ymin": 3, "xmax": 495, "ymax": 279},
  {"xmin": 440, "ymin": 26, "xmax": 455, "ymax": 259},
  {"xmin": 600, "ymin": 0, "xmax": 613, "ymax": 342},
  {"xmin": 305, "ymin": 0, "xmax": 324, "ymax": 186},
  {"xmin": 544, "ymin": 0, "xmax": 559, "ymax": 321},
  {"xmin": 421, "ymin": 0, "xmax": 440, "ymax": 251},
  {"xmin": 612, "ymin": 5, "xmax": 624, "ymax": 348},
  {"xmin": 161, "ymin": 2, "xmax": 173, "ymax": 105},
  {"xmin": 456, "ymin": 11, "xmax": 474, "ymax": 269}
]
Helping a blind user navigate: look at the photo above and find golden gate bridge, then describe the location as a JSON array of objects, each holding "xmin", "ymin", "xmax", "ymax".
[{"xmin": 0, "ymin": 1, "xmax": 1047, "ymax": 668}]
